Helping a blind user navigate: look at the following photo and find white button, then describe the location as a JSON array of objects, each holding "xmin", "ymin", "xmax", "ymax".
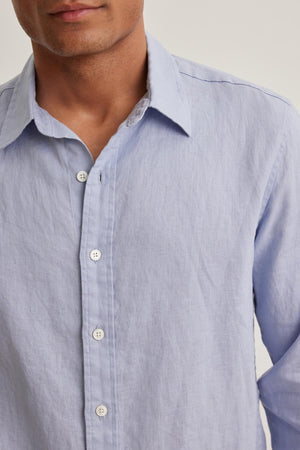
[
  {"xmin": 92, "ymin": 328, "xmax": 104, "ymax": 340},
  {"xmin": 95, "ymin": 404, "xmax": 107, "ymax": 416},
  {"xmin": 76, "ymin": 170, "xmax": 88, "ymax": 182},
  {"xmin": 90, "ymin": 249, "xmax": 101, "ymax": 261}
]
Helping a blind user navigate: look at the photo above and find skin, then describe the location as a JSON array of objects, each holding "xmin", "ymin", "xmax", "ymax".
[{"xmin": 11, "ymin": 0, "xmax": 148, "ymax": 161}]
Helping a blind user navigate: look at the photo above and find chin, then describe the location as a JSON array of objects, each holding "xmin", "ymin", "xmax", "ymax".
[{"xmin": 45, "ymin": 40, "xmax": 105, "ymax": 58}]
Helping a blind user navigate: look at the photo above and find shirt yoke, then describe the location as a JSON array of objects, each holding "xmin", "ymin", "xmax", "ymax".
[{"xmin": 172, "ymin": 53, "xmax": 292, "ymax": 107}]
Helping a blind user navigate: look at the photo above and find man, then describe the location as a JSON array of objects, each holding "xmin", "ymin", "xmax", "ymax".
[{"xmin": 0, "ymin": 1, "xmax": 299, "ymax": 449}]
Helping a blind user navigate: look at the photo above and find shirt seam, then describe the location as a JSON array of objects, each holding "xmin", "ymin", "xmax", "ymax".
[
  {"xmin": 255, "ymin": 102, "xmax": 290, "ymax": 233},
  {"xmin": 252, "ymin": 102, "xmax": 290, "ymax": 279},
  {"xmin": 109, "ymin": 154, "xmax": 120, "ymax": 450},
  {"xmin": 177, "ymin": 69, "xmax": 291, "ymax": 105},
  {"xmin": 85, "ymin": 184, "xmax": 93, "ymax": 449}
]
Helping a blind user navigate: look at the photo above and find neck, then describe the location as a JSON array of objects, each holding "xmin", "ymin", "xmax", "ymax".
[{"xmin": 32, "ymin": 21, "xmax": 148, "ymax": 123}]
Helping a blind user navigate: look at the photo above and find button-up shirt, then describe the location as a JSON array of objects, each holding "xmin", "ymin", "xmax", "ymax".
[{"xmin": 0, "ymin": 29, "xmax": 299, "ymax": 450}]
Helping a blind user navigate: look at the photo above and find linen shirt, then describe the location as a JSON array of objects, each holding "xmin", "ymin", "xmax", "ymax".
[{"xmin": 0, "ymin": 29, "xmax": 300, "ymax": 450}]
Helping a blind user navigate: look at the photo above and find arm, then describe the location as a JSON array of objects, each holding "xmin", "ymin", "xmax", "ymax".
[{"xmin": 253, "ymin": 101, "xmax": 300, "ymax": 449}]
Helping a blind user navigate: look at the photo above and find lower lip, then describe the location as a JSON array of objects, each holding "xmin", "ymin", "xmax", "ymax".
[{"xmin": 51, "ymin": 7, "xmax": 103, "ymax": 22}]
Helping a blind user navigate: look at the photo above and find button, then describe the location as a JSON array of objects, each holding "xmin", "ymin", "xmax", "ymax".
[
  {"xmin": 89, "ymin": 249, "xmax": 101, "ymax": 261},
  {"xmin": 95, "ymin": 404, "xmax": 107, "ymax": 417},
  {"xmin": 76, "ymin": 170, "xmax": 88, "ymax": 182},
  {"xmin": 92, "ymin": 328, "xmax": 104, "ymax": 340}
]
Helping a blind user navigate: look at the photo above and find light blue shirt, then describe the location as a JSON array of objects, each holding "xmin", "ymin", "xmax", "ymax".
[{"xmin": 0, "ymin": 29, "xmax": 299, "ymax": 450}]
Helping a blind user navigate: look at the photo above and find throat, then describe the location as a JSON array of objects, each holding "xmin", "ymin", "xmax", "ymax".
[{"xmin": 72, "ymin": 122, "xmax": 122, "ymax": 162}]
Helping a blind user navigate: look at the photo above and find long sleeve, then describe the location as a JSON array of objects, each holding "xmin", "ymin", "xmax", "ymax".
[{"xmin": 253, "ymin": 102, "xmax": 300, "ymax": 448}]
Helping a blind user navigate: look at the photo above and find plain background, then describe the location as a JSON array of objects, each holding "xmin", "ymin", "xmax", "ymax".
[{"xmin": 2, "ymin": 1, "xmax": 300, "ymax": 449}]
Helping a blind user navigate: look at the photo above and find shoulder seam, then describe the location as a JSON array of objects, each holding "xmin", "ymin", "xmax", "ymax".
[{"xmin": 178, "ymin": 70, "xmax": 291, "ymax": 105}]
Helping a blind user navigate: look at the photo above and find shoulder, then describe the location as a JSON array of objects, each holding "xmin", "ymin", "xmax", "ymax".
[
  {"xmin": 171, "ymin": 53, "xmax": 296, "ymax": 135},
  {"xmin": 0, "ymin": 75, "xmax": 20, "ymax": 131},
  {"xmin": 172, "ymin": 53, "xmax": 291, "ymax": 106}
]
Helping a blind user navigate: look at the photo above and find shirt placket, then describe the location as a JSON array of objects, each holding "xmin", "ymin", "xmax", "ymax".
[{"xmin": 79, "ymin": 136, "xmax": 121, "ymax": 450}]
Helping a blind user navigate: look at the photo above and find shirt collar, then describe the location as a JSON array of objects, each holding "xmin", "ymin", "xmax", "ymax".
[
  {"xmin": 145, "ymin": 30, "xmax": 191, "ymax": 136},
  {"xmin": 0, "ymin": 29, "xmax": 191, "ymax": 149}
]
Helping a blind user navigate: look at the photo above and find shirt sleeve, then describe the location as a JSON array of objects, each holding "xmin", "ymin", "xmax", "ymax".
[{"xmin": 253, "ymin": 101, "xmax": 300, "ymax": 449}]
